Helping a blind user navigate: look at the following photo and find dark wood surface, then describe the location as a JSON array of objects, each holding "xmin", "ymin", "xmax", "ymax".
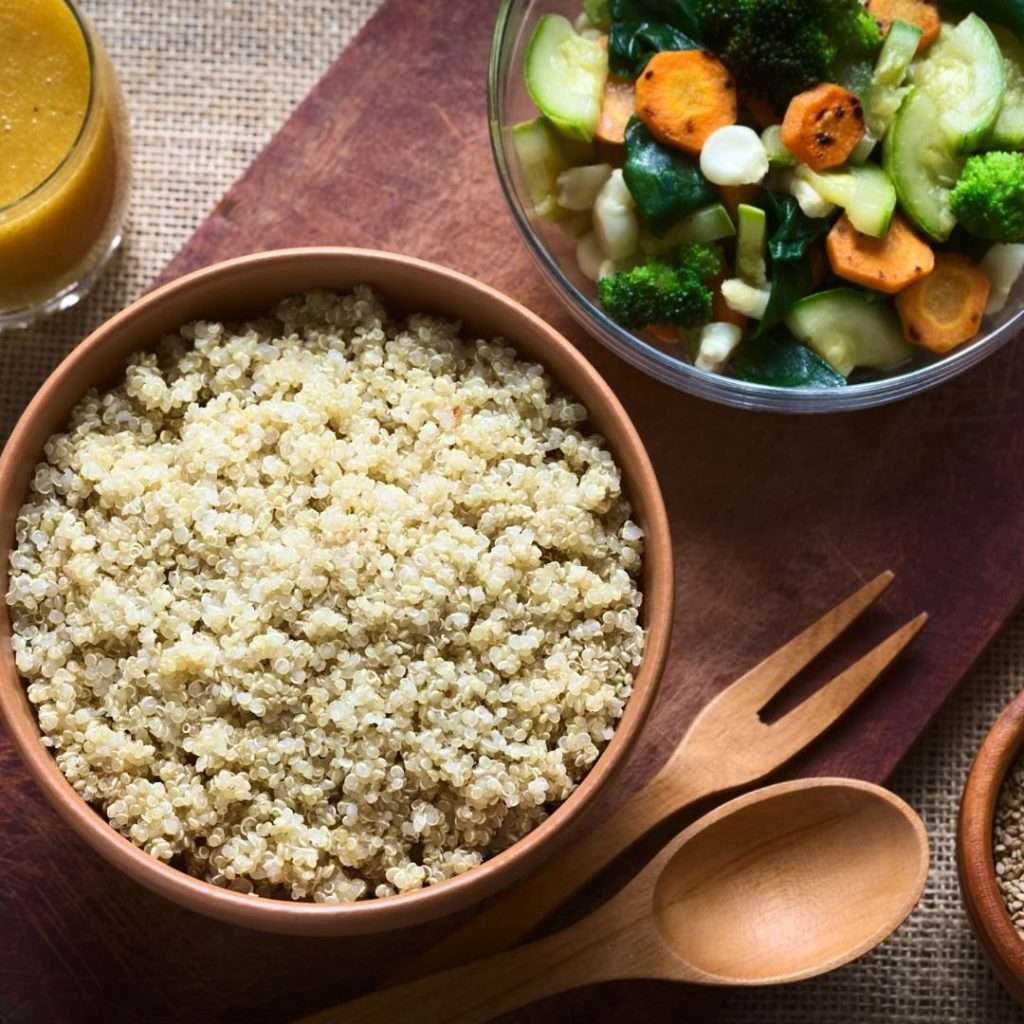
[{"xmin": 3, "ymin": 1, "xmax": 1024, "ymax": 1022}]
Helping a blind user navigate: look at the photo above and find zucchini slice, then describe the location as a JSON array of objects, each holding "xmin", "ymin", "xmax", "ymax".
[
  {"xmin": 786, "ymin": 289, "xmax": 914, "ymax": 378},
  {"xmin": 884, "ymin": 88, "xmax": 964, "ymax": 242},
  {"xmin": 794, "ymin": 163, "xmax": 897, "ymax": 238},
  {"xmin": 525, "ymin": 15, "xmax": 608, "ymax": 142},
  {"xmin": 912, "ymin": 15, "xmax": 1006, "ymax": 153}
]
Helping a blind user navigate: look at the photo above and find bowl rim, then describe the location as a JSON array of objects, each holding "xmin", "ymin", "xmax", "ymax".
[
  {"xmin": 958, "ymin": 685, "xmax": 1024, "ymax": 1001},
  {"xmin": 0, "ymin": 246, "xmax": 674, "ymax": 935},
  {"xmin": 487, "ymin": 0, "xmax": 1024, "ymax": 414}
]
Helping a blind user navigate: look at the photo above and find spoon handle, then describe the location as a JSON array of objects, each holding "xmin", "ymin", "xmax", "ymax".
[
  {"xmin": 302, "ymin": 913, "xmax": 634, "ymax": 1024},
  {"xmin": 389, "ymin": 759, "xmax": 716, "ymax": 984}
]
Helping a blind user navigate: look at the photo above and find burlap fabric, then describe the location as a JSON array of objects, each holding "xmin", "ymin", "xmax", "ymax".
[{"xmin": 2, "ymin": 2, "xmax": 1024, "ymax": 1020}]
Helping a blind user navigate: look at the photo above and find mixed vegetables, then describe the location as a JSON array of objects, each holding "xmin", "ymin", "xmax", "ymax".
[{"xmin": 515, "ymin": 0, "xmax": 1024, "ymax": 387}]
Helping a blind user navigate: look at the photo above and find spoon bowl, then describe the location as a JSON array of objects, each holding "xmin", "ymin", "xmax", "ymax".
[
  {"xmin": 311, "ymin": 778, "xmax": 929, "ymax": 1024},
  {"xmin": 653, "ymin": 779, "xmax": 930, "ymax": 985}
]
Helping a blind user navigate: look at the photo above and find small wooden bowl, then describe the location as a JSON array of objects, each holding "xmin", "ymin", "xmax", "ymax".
[
  {"xmin": 0, "ymin": 248, "xmax": 674, "ymax": 936},
  {"xmin": 959, "ymin": 687, "xmax": 1024, "ymax": 1003}
]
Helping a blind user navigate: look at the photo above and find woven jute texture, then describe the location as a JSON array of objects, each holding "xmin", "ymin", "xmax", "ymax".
[{"xmin": 2, "ymin": 2, "xmax": 1024, "ymax": 1021}]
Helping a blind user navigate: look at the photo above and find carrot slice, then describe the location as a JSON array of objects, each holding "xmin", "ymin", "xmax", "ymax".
[
  {"xmin": 597, "ymin": 77, "xmax": 636, "ymax": 146},
  {"xmin": 894, "ymin": 253, "xmax": 991, "ymax": 353},
  {"xmin": 866, "ymin": 0, "xmax": 941, "ymax": 51},
  {"xmin": 826, "ymin": 214, "xmax": 935, "ymax": 295},
  {"xmin": 635, "ymin": 50, "xmax": 737, "ymax": 155},
  {"xmin": 781, "ymin": 84, "xmax": 866, "ymax": 171}
]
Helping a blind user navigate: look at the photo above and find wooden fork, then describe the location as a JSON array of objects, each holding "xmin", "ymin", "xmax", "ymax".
[{"xmin": 369, "ymin": 570, "xmax": 927, "ymax": 992}]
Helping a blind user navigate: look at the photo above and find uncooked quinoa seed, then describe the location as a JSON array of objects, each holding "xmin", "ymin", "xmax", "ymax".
[
  {"xmin": 6, "ymin": 288, "xmax": 645, "ymax": 902},
  {"xmin": 995, "ymin": 757, "xmax": 1024, "ymax": 928}
]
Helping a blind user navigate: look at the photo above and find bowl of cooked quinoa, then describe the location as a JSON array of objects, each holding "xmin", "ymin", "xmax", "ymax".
[{"xmin": 0, "ymin": 248, "xmax": 672, "ymax": 936}]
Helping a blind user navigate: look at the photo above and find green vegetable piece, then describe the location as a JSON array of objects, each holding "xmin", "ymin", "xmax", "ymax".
[
  {"xmin": 839, "ymin": 59, "xmax": 875, "ymax": 100},
  {"xmin": 865, "ymin": 19, "xmax": 922, "ymax": 139},
  {"xmin": 884, "ymin": 87, "xmax": 963, "ymax": 242},
  {"xmin": 794, "ymin": 163, "xmax": 897, "ymax": 238},
  {"xmin": 598, "ymin": 259, "xmax": 713, "ymax": 327},
  {"xmin": 638, "ymin": 204, "xmax": 735, "ymax": 256},
  {"xmin": 730, "ymin": 328, "xmax": 847, "ymax": 388},
  {"xmin": 698, "ymin": 0, "xmax": 882, "ymax": 113},
  {"xmin": 988, "ymin": 27, "xmax": 1024, "ymax": 148},
  {"xmin": 525, "ymin": 15, "xmax": 609, "ymax": 142},
  {"xmin": 951, "ymin": 151, "xmax": 1024, "ymax": 243},
  {"xmin": 611, "ymin": 0, "xmax": 703, "ymax": 38},
  {"xmin": 912, "ymin": 15, "xmax": 1006, "ymax": 154},
  {"xmin": 755, "ymin": 193, "xmax": 833, "ymax": 335},
  {"xmin": 608, "ymin": 21, "xmax": 698, "ymax": 78},
  {"xmin": 762, "ymin": 126, "xmax": 796, "ymax": 167},
  {"xmin": 941, "ymin": 0, "xmax": 1024, "ymax": 50},
  {"xmin": 678, "ymin": 241, "xmax": 723, "ymax": 284},
  {"xmin": 676, "ymin": 204, "xmax": 736, "ymax": 243},
  {"xmin": 583, "ymin": 0, "xmax": 612, "ymax": 30},
  {"xmin": 511, "ymin": 118, "xmax": 596, "ymax": 223},
  {"xmin": 785, "ymin": 288, "xmax": 913, "ymax": 378},
  {"xmin": 623, "ymin": 117, "xmax": 716, "ymax": 236},
  {"xmin": 736, "ymin": 204, "xmax": 768, "ymax": 286}
]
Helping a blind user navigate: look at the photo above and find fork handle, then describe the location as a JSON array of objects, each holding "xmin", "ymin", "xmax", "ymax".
[{"xmin": 387, "ymin": 757, "xmax": 718, "ymax": 985}]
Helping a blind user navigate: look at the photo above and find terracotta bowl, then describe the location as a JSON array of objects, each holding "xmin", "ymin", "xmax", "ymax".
[
  {"xmin": 0, "ymin": 248, "xmax": 673, "ymax": 937},
  {"xmin": 959, "ymin": 687, "xmax": 1024, "ymax": 1003}
]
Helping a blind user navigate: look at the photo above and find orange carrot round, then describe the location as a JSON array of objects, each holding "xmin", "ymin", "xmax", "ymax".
[
  {"xmin": 827, "ymin": 214, "xmax": 935, "ymax": 295},
  {"xmin": 635, "ymin": 50, "xmax": 737, "ymax": 155},
  {"xmin": 781, "ymin": 84, "xmax": 866, "ymax": 171},
  {"xmin": 894, "ymin": 253, "xmax": 992, "ymax": 353},
  {"xmin": 866, "ymin": 0, "xmax": 941, "ymax": 51}
]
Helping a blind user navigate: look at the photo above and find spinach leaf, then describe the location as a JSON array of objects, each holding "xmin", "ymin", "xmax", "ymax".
[
  {"xmin": 763, "ymin": 193, "xmax": 833, "ymax": 262},
  {"xmin": 731, "ymin": 328, "xmax": 847, "ymax": 389},
  {"xmin": 756, "ymin": 193, "xmax": 834, "ymax": 334},
  {"xmin": 623, "ymin": 117, "xmax": 716, "ymax": 236},
  {"xmin": 610, "ymin": 0, "xmax": 704, "ymax": 38},
  {"xmin": 609, "ymin": 20, "xmax": 699, "ymax": 78}
]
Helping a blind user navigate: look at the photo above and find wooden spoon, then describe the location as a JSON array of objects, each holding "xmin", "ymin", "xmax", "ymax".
[{"xmin": 306, "ymin": 778, "xmax": 929, "ymax": 1024}]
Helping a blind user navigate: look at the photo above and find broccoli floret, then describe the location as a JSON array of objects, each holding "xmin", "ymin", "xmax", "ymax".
[
  {"xmin": 599, "ymin": 261, "xmax": 713, "ymax": 328},
  {"xmin": 678, "ymin": 241, "xmax": 723, "ymax": 284},
  {"xmin": 821, "ymin": 0, "xmax": 884, "ymax": 64},
  {"xmin": 950, "ymin": 152, "xmax": 1024, "ymax": 243},
  {"xmin": 699, "ymin": 0, "xmax": 882, "ymax": 112}
]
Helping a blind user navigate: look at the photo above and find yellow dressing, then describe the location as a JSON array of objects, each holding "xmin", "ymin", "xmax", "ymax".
[
  {"xmin": 0, "ymin": 0, "xmax": 91, "ymax": 207},
  {"xmin": 0, "ymin": 0, "xmax": 128, "ymax": 315}
]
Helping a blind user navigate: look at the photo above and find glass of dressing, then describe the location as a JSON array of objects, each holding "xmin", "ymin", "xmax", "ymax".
[{"xmin": 0, "ymin": 0, "xmax": 131, "ymax": 329}]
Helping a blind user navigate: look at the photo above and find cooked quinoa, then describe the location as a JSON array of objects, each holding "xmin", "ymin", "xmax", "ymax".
[{"xmin": 6, "ymin": 288, "xmax": 645, "ymax": 902}]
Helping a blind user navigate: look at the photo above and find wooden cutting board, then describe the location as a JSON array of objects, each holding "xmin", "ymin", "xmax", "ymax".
[{"xmin": 4, "ymin": 1, "xmax": 1024, "ymax": 1022}]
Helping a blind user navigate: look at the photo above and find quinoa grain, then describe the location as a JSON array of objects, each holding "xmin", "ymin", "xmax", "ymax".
[{"xmin": 6, "ymin": 288, "xmax": 645, "ymax": 901}]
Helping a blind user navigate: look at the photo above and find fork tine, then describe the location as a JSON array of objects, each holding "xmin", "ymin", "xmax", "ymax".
[
  {"xmin": 724, "ymin": 570, "xmax": 895, "ymax": 711},
  {"xmin": 772, "ymin": 612, "xmax": 929, "ymax": 746}
]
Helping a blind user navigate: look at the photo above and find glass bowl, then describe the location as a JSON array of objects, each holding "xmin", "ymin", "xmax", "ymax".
[{"xmin": 488, "ymin": 0, "xmax": 1024, "ymax": 413}]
